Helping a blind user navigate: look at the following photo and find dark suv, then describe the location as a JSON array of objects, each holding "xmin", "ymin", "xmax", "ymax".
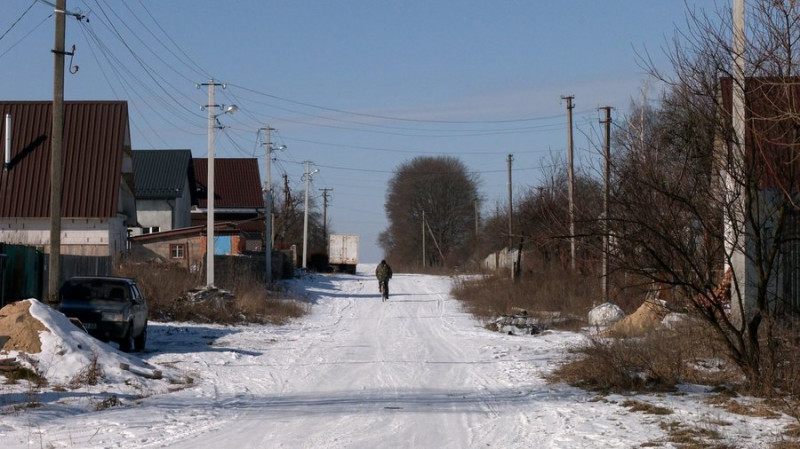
[{"xmin": 58, "ymin": 276, "xmax": 148, "ymax": 352}]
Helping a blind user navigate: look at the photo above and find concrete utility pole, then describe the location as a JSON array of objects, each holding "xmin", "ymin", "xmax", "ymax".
[
  {"xmin": 203, "ymin": 81, "xmax": 220, "ymax": 287},
  {"xmin": 199, "ymin": 80, "xmax": 236, "ymax": 287},
  {"xmin": 319, "ymin": 188, "xmax": 333, "ymax": 238},
  {"xmin": 262, "ymin": 125, "xmax": 275, "ymax": 286},
  {"xmin": 599, "ymin": 106, "xmax": 613, "ymax": 304},
  {"xmin": 301, "ymin": 161, "xmax": 318, "ymax": 269},
  {"xmin": 562, "ymin": 95, "xmax": 576, "ymax": 270},
  {"xmin": 48, "ymin": 0, "xmax": 66, "ymax": 304},
  {"xmin": 730, "ymin": 0, "xmax": 748, "ymax": 326},
  {"xmin": 507, "ymin": 154, "xmax": 513, "ymax": 249}
]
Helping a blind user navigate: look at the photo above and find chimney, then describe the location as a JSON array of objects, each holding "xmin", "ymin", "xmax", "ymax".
[{"xmin": 4, "ymin": 113, "xmax": 10, "ymax": 171}]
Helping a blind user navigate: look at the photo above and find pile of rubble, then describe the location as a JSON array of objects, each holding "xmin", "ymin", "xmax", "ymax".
[{"xmin": 491, "ymin": 310, "xmax": 543, "ymax": 335}]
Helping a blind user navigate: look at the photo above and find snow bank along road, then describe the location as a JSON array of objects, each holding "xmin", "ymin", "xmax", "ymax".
[{"xmin": 8, "ymin": 267, "xmax": 786, "ymax": 448}]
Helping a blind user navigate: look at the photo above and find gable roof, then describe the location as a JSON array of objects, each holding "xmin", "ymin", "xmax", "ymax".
[
  {"xmin": 193, "ymin": 158, "xmax": 263, "ymax": 209},
  {"xmin": 0, "ymin": 101, "xmax": 130, "ymax": 218},
  {"xmin": 132, "ymin": 149, "xmax": 197, "ymax": 203}
]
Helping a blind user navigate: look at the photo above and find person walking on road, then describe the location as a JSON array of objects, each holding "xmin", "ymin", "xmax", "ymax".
[{"xmin": 376, "ymin": 260, "xmax": 393, "ymax": 301}]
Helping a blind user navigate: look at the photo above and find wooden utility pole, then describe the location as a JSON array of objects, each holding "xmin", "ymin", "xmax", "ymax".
[
  {"xmin": 474, "ymin": 199, "xmax": 479, "ymax": 239},
  {"xmin": 48, "ymin": 0, "xmax": 67, "ymax": 304},
  {"xmin": 562, "ymin": 95, "xmax": 576, "ymax": 270},
  {"xmin": 319, "ymin": 187, "xmax": 333, "ymax": 238},
  {"xmin": 422, "ymin": 210, "xmax": 426, "ymax": 268},
  {"xmin": 599, "ymin": 106, "xmax": 613, "ymax": 303},
  {"xmin": 507, "ymin": 154, "xmax": 513, "ymax": 249}
]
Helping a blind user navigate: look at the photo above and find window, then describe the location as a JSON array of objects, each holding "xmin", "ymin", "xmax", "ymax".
[
  {"xmin": 142, "ymin": 226, "xmax": 160, "ymax": 235},
  {"xmin": 170, "ymin": 244, "xmax": 185, "ymax": 259}
]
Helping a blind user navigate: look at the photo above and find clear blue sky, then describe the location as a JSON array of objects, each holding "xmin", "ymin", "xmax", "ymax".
[{"xmin": 0, "ymin": 0, "xmax": 719, "ymax": 263}]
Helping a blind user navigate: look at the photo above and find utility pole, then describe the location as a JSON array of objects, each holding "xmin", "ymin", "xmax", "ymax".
[
  {"xmin": 507, "ymin": 154, "xmax": 513, "ymax": 249},
  {"xmin": 562, "ymin": 95, "xmax": 576, "ymax": 270},
  {"xmin": 599, "ymin": 106, "xmax": 613, "ymax": 304},
  {"xmin": 203, "ymin": 81, "xmax": 220, "ymax": 287},
  {"xmin": 301, "ymin": 162, "xmax": 318, "ymax": 269},
  {"xmin": 422, "ymin": 210, "xmax": 426, "ymax": 268},
  {"xmin": 48, "ymin": 0, "xmax": 66, "ymax": 304},
  {"xmin": 319, "ymin": 188, "xmax": 333, "ymax": 238},
  {"xmin": 198, "ymin": 81, "xmax": 236, "ymax": 287},
  {"xmin": 730, "ymin": 0, "xmax": 747, "ymax": 325},
  {"xmin": 261, "ymin": 125, "xmax": 275, "ymax": 287},
  {"xmin": 283, "ymin": 173, "xmax": 290, "ymax": 207},
  {"xmin": 474, "ymin": 199, "xmax": 479, "ymax": 239}
]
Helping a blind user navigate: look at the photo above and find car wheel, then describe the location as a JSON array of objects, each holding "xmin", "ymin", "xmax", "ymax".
[
  {"xmin": 119, "ymin": 325, "xmax": 134, "ymax": 353},
  {"xmin": 134, "ymin": 324, "xmax": 147, "ymax": 352}
]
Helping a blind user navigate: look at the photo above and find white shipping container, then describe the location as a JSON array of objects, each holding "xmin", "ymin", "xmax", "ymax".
[{"xmin": 328, "ymin": 234, "xmax": 359, "ymax": 273}]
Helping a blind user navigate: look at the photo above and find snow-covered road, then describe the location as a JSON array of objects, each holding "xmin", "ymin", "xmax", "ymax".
[{"xmin": 4, "ymin": 267, "xmax": 793, "ymax": 448}]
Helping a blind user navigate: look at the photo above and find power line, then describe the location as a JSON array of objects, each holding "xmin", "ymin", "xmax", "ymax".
[
  {"xmin": 0, "ymin": 0, "xmax": 37, "ymax": 43},
  {"xmin": 0, "ymin": 10, "xmax": 50, "ymax": 59},
  {"xmin": 227, "ymin": 82, "xmax": 596, "ymax": 125}
]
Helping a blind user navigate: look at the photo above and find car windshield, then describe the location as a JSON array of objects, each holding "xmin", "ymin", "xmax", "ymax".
[{"xmin": 61, "ymin": 280, "xmax": 128, "ymax": 302}]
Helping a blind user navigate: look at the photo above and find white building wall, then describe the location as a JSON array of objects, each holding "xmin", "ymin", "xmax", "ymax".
[
  {"xmin": 0, "ymin": 217, "xmax": 127, "ymax": 257},
  {"xmin": 136, "ymin": 200, "xmax": 174, "ymax": 232}
]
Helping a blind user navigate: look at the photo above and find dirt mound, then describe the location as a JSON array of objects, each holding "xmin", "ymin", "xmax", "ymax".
[
  {"xmin": 0, "ymin": 300, "xmax": 47, "ymax": 353},
  {"xmin": 600, "ymin": 299, "xmax": 670, "ymax": 338}
]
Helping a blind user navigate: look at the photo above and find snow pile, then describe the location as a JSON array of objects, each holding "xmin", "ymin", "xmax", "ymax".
[
  {"xmin": 587, "ymin": 302, "xmax": 625, "ymax": 327},
  {"xmin": 0, "ymin": 299, "xmax": 180, "ymax": 387}
]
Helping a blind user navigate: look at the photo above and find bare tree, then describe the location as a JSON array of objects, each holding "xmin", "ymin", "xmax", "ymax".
[
  {"xmin": 382, "ymin": 156, "xmax": 480, "ymax": 268},
  {"xmin": 612, "ymin": 0, "xmax": 800, "ymax": 391}
]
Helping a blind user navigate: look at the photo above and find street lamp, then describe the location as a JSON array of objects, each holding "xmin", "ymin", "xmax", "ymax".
[
  {"xmin": 302, "ymin": 161, "xmax": 318, "ymax": 269},
  {"xmin": 199, "ymin": 79, "xmax": 237, "ymax": 287}
]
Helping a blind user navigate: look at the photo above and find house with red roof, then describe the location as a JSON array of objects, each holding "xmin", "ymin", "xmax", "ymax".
[{"xmin": 0, "ymin": 101, "xmax": 136, "ymax": 263}]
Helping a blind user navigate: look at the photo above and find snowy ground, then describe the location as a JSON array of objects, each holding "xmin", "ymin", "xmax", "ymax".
[{"xmin": 1, "ymin": 265, "xmax": 796, "ymax": 448}]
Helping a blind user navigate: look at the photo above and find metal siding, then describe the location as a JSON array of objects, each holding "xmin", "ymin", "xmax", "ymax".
[
  {"xmin": 194, "ymin": 158, "xmax": 263, "ymax": 209},
  {"xmin": 132, "ymin": 149, "xmax": 192, "ymax": 198},
  {"xmin": 0, "ymin": 101, "xmax": 127, "ymax": 219}
]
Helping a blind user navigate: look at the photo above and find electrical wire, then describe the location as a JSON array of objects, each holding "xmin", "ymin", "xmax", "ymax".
[
  {"xmin": 0, "ymin": 0, "xmax": 37, "ymax": 43},
  {"xmin": 227, "ymin": 82, "xmax": 594, "ymax": 125},
  {"xmin": 0, "ymin": 10, "xmax": 50, "ymax": 59}
]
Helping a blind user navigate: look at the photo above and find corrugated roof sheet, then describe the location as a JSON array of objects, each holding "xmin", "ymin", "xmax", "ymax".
[
  {"xmin": 193, "ymin": 158, "xmax": 263, "ymax": 209},
  {"xmin": 0, "ymin": 101, "xmax": 129, "ymax": 218},
  {"xmin": 132, "ymin": 149, "xmax": 195, "ymax": 200}
]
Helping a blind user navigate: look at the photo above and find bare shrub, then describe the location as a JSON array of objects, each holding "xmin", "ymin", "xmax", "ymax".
[
  {"xmin": 115, "ymin": 261, "xmax": 306, "ymax": 325},
  {"xmin": 549, "ymin": 317, "xmax": 741, "ymax": 393},
  {"xmin": 69, "ymin": 354, "xmax": 103, "ymax": 388},
  {"xmin": 94, "ymin": 395, "xmax": 122, "ymax": 411},
  {"xmin": 114, "ymin": 261, "xmax": 201, "ymax": 320},
  {"xmin": 451, "ymin": 266, "xmax": 597, "ymax": 328}
]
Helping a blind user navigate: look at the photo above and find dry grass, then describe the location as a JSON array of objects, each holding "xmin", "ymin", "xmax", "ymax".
[
  {"xmin": 3, "ymin": 366, "xmax": 45, "ymax": 387},
  {"xmin": 658, "ymin": 420, "xmax": 729, "ymax": 448},
  {"xmin": 68, "ymin": 354, "xmax": 103, "ymax": 389},
  {"xmin": 115, "ymin": 261, "xmax": 307, "ymax": 325},
  {"xmin": 548, "ymin": 318, "xmax": 741, "ymax": 393},
  {"xmin": 620, "ymin": 399, "xmax": 673, "ymax": 415},
  {"xmin": 451, "ymin": 266, "xmax": 596, "ymax": 330}
]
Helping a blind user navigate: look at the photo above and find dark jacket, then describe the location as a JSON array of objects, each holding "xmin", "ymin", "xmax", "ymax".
[{"xmin": 376, "ymin": 261, "xmax": 392, "ymax": 281}]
